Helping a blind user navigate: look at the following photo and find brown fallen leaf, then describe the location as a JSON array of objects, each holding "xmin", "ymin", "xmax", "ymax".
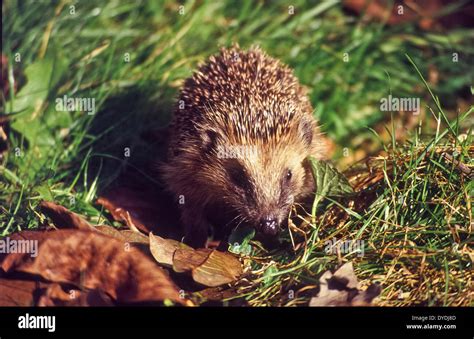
[
  {"xmin": 96, "ymin": 197, "xmax": 142, "ymax": 233},
  {"xmin": 172, "ymin": 248, "xmax": 243, "ymax": 287},
  {"xmin": 0, "ymin": 279, "xmax": 112, "ymax": 307},
  {"xmin": 119, "ymin": 230, "xmax": 149, "ymax": 244},
  {"xmin": 149, "ymin": 232, "xmax": 191, "ymax": 267},
  {"xmin": 37, "ymin": 283, "xmax": 113, "ymax": 306},
  {"xmin": 94, "ymin": 225, "xmax": 148, "ymax": 244},
  {"xmin": 0, "ymin": 278, "xmax": 50, "ymax": 306},
  {"xmin": 39, "ymin": 201, "xmax": 94, "ymax": 230},
  {"xmin": 192, "ymin": 250, "xmax": 243, "ymax": 287},
  {"xmin": 193, "ymin": 286, "xmax": 240, "ymax": 302},
  {"xmin": 333, "ymin": 261, "xmax": 359, "ymax": 289},
  {"xmin": 0, "ymin": 229, "xmax": 187, "ymax": 305},
  {"xmin": 37, "ymin": 283, "xmax": 80, "ymax": 306},
  {"xmin": 309, "ymin": 262, "xmax": 381, "ymax": 306},
  {"xmin": 148, "ymin": 234, "xmax": 243, "ymax": 287},
  {"xmin": 93, "ymin": 224, "xmax": 123, "ymax": 238},
  {"xmin": 173, "ymin": 248, "xmax": 211, "ymax": 273},
  {"xmin": 40, "ymin": 201, "xmax": 149, "ymax": 245}
]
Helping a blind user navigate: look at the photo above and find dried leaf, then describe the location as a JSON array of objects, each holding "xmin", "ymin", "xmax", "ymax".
[
  {"xmin": 40, "ymin": 201, "xmax": 93, "ymax": 230},
  {"xmin": 173, "ymin": 248, "xmax": 211, "ymax": 273},
  {"xmin": 149, "ymin": 233, "xmax": 191, "ymax": 267},
  {"xmin": 40, "ymin": 201, "xmax": 149, "ymax": 244},
  {"xmin": 0, "ymin": 229, "xmax": 186, "ymax": 305},
  {"xmin": 333, "ymin": 261, "xmax": 359, "ymax": 289},
  {"xmin": 194, "ymin": 286, "xmax": 240, "ymax": 301},
  {"xmin": 97, "ymin": 191, "xmax": 150, "ymax": 233},
  {"xmin": 37, "ymin": 284, "xmax": 113, "ymax": 307},
  {"xmin": 309, "ymin": 262, "xmax": 380, "ymax": 306},
  {"xmin": 192, "ymin": 250, "xmax": 243, "ymax": 287},
  {"xmin": 93, "ymin": 225, "xmax": 124, "ymax": 238},
  {"xmin": 0, "ymin": 278, "xmax": 49, "ymax": 306},
  {"xmin": 119, "ymin": 230, "xmax": 149, "ymax": 244},
  {"xmin": 149, "ymin": 233, "xmax": 243, "ymax": 287},
  {"xmin": 169, "ymin": 245, "xmax": 243, "ymax": 287},
  {"xmin": 94, "ymin": 226, "xmax": 149, "ymax": 244}
]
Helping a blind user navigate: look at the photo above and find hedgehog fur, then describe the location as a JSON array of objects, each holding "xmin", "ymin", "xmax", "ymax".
[{"xmin": 161, "ymin": 46, "xmax": 326, "ymax": 247}]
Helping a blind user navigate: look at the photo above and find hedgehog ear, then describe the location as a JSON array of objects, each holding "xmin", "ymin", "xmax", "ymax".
[
  {"xmin": 200, "ymin": 129, "xmax": 219, "ymax": 152},
  {"xmin": 298, "ymin": 117, "xmax": 313, "ymax": 147}
]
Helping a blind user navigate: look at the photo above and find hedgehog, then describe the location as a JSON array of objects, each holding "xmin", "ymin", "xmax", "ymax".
[{"xmin": 161, "ymin": 46, "xmax": 326, "ymax": 247}]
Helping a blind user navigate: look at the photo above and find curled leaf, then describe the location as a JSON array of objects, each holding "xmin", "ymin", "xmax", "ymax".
[{"xmin": 309, "ymin": 262, "xmax": 381, "ymax": 306}]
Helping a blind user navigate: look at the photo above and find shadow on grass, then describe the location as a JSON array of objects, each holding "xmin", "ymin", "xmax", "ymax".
[{"xmin": 78, "ymin": 84, "xmax": 183, "ymax": 240}]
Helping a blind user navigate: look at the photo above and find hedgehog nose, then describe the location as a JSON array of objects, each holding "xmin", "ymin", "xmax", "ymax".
[{"xmin": 259, "ymin": 217, "xmax": 278, "ymax": 236}]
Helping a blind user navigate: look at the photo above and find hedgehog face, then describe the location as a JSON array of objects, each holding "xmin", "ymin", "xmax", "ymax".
[
  {"xmin": 196, "ymin": 106, "xmax": 319, "ymax": 238},
  {"xmin": 220, "ymin": 139, "xmax": 309, "ymax": 237}
]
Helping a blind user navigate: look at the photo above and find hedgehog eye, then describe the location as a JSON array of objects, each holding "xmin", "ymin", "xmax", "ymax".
[
  {"xmin": 286, "ymin": 169, "xmax": 292, "ymax": 181},
  {"xmin": 228, "ymin": 163, "xmax": 250, "ymax": 191}
]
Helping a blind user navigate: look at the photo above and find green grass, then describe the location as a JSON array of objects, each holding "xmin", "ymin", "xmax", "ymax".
[{"xmin": 1, "ymin": 0, "xmax": 473, "ymax": 306}]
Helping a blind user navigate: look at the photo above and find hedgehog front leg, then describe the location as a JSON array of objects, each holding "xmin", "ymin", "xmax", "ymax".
[{"xmin": 181, "ymin": 206, "xmax": 210, "ymax": 248}]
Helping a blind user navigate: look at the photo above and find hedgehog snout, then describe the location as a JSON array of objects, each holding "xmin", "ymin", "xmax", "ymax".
[{"xmin": 258, "ymin": 216, "xmax": 279, "ymax": 236}]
